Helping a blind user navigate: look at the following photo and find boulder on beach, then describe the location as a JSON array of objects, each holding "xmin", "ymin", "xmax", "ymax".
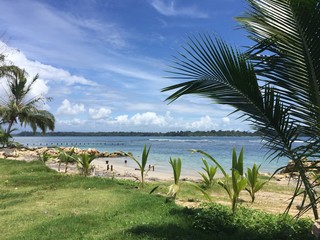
[{"xmin": 280, "ymin": 159, "xmax": 320, "ymax": 174}]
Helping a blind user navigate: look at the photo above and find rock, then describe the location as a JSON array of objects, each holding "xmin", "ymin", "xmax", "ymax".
[
  {"xmin": 2, "ymin": 148, "xmax": 19, "ymax": 158},
  {"xmin": 36, "ymin": 147, "xmax": 48, "ymax": 154},
  {"xmin": 280, "ymin": 159, "xmax": 320, "ymax": 174},
  {"xmin": 106, "ymin": 151, "xmax": 124, "ymax": 158},
  {"xmin": 87, "ymin": 148, "xmax": 99, "ymax": 155}
]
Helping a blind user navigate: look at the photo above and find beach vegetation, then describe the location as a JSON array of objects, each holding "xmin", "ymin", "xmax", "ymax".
[
  {"xmin": 0, "ymin": 127, "xmax": 16, "ymax": 147},
  {"xmin": 193, "ymin": 202, "xmax": 313, "ymax": 240},
  {"xmin": 167, "ymin": 157, "xmax": 182, "ymax": 200},
  {"xmin": 194, "ymin": 148, "xmax": 268, "ymax": 213},
  {"xmin": 57, "ymin": 147, "xmax": 76, "ymax": 173},
  {"xmin": 15, "ymin": 129, "xmax": 259, "ymax": 137},
  {"xmin": 76, "ymin": 151, "xmax": 96, "ymax": 176},
  {"xmin": 246, "ymin": 163, "xmax": 266, "ymax": 203},
  {"xmin": 163, "ymin": 0, "xmax": 320, "ymax": 219},
  {"xmin": 198, "ymin": 158, "xmax": 217, "ymax": 189},
  {"xmin": 218, "ymin": 171, "xmax": 247, "ymax": 214},
  {"xmin": 122, "ymin": 144, "xmax": 151, "ymax": 188},
  {"xmin": 150, "ymin": 157, "xmax": 210, "ymax": 202},
  {"xmin": 37, "ymin": 150, "xmax": 51, "ymax": 164},
  {"xmin": 219, "ymin": 148, "xmax": 247, "ymax": 213}
]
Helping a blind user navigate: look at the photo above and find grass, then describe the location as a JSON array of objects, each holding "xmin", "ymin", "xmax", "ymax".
[
  {"xmin": 0, "ymin": 158, "xmax": 313, "ymax": 239},
  {"xmin": 0, "ymin": 159, "xmax": 212, "ymax": 240}
]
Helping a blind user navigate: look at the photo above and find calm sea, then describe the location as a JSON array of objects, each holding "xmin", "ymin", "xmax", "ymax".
[{"xmin": 13, "ymin": 136, "xmax": 296, "ymax": 175}]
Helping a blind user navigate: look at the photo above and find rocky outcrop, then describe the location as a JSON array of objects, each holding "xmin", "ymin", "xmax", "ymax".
[
  {"xmin": 280, "ymin": 159, "xmax": 320, "ymax": 174},
  {"xmin": 0, "ymin": 147, "xmax": 125, "ymax": 161}
]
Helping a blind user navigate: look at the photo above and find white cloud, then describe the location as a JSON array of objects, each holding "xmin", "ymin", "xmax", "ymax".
[
  {"xmin": 114, "ymin": 115, "xmax": 129, "ymax": 124},
  {"xmin": 111, "ymin": 111, "xmax": 172, "ymax": 127},
  {"xmin": 57, "ymin": 99, "xmax": 85, "ymax": 115},
  {"xmin": 150, "ymin": 0, "xmax": 208, "ymax": 18},
  {"xmin": 101, "ymin": 63, "xmax": 162, "ymax": 83},
  {"xmin": 57, "ymin": 118, "xmax": 87, "ymax": 126},
  {"xmin": 222, "ymin": 117, "xmax": 230, "ymax": 124},
  {"xmin": 186, "ymin": 116, "xmax": 218, "ymax": 130},
  {"xmin": 3, "ymin": 44, "xmax": 97, "ymax": 87},
  {"xmin": 131, "ymin": 112, "xmax": 167, "ymax": 126},
  {"xmin": 89, "ymin": 107, "xmax": 112, "ymax": 120}
]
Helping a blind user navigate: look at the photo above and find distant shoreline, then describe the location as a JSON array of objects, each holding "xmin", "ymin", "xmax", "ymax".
[{"xmin": 14, "ymin": 130, "xmax": 259, "ymax": 137}]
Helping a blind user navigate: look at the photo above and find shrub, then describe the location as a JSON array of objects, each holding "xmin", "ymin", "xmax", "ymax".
[{"xmin": 193, "ymin": 203, "xmax": 313, "ymax": 240}]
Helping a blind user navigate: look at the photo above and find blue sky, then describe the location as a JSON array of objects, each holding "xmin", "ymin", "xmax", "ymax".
[{"xmin": 0, "ymin": 0, "xmax": 251, "ymax": 132}]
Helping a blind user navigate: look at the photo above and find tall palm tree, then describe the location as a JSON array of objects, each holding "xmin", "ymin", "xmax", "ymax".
[
  {"xmin": 0, "ymin": 67, "xmax": 55, "ymax": 135},
  {"xmin": 162, "ymin": 0, "xmax": 320, "ymax": 219}
]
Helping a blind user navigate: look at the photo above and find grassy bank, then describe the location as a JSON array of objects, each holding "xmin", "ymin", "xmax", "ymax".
[{"xmin": 0, "ymin": 159, "xmax": 313, "ymax": 239}]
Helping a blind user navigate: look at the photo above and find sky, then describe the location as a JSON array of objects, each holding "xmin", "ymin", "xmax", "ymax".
[{"xmin": 0, "ymin": 0, "xmax": 251, "ymax": 133}]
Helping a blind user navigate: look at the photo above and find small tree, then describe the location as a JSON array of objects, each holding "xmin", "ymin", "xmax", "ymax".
[
  {"xmin": 0, "ymin": 127, "xmax": 16, "ymax": 147},
  {"xmin": 194, "ymin": 148, "xmax": 248, "ymax": 214},
  {"xmin": 76, "ymin": 151, "xmax": 96, "ymax": 176},
  {"xmin": 245, "ymin": 163, "xmax": 266, "ymax": 203},
  {"xmin": 0, "ymin": 67, "xmax": 55, "ymax": 135},
  {"xmin": 168, "ymin": 157, "xmax": 182, "ymax": 200},
  {"xmin": 57, "ymin": 147, "xmax": 76, "ymax": 173},
  {"xmin": 122, "ymin": 145, "xmax": 151, "ymax": 188},
  {"xmin": 198, "ymin": 158, "xmax": 217, "ymax": 189},
  {"xmin": 38, "ymin": 151, "xmax": 51, "ymax": 164}
]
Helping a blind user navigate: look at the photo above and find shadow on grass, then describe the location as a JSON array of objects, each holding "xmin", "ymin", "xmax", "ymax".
[
  {"xmin": 128, "ymin": 223, "xmax": 218, "ymax": 240},
  {"xmin": 127, "ymin": 207, "xmax": 224, "ymax": 240},
  {"xmin": 12, "ymin": 213, "xmax": 217, "ymax": 240}
]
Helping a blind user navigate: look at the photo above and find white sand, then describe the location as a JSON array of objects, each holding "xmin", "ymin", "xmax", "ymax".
[{"xmin": 92, "ymin": 157, "xmax": 203, "ymax": 181}]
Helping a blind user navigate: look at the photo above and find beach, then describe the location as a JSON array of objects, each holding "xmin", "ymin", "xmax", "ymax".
[
  {"xmin": 0, "ymin": 146, "xmax": 204, "ymax": 181},
  {"xmin": 2, "ymin": 146, "xmax": 315, "ymax": 218}
]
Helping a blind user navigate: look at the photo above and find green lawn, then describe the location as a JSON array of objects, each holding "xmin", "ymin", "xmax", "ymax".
[{"xmin": 0, "ymin": 159, "xmax": 313, "ymax": 240}]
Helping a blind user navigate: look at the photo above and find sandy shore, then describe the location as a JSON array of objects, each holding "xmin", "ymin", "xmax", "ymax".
[
  {"xmin": 1, "ymin": 146, "xmax": 277, "ymax": 182},
  {"xmin": 0, "ymin": 147, "xmax": 205, "ymax": 181},
  {"xmin": 47, "ymin": 156, "xmax": 204, "ymax": 182}
]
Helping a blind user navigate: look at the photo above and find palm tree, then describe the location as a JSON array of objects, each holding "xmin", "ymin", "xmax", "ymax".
[
  {"xmin": 0, "ymin": 54, "xmax": 21, "ymax": 80},
  {"xmin": 76, "ymin": 151, "xmax": 96, "ymax": 176},
  {"xmin": 0, "ymin": 67, "xmax": 55, "ymax": 135},
  {"xmin": 162, "ymin": 0, "xmax": 320, "ymax": 219}
]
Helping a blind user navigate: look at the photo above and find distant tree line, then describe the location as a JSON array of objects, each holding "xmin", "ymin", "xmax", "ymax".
[{"xmin": 14, "ymin": 130, "xmax": 259, "ymax": 137}]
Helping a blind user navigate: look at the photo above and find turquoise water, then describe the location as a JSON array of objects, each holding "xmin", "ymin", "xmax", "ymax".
[{"xmin": 13, "ymin": 136, "xmax": 292, "ymax": 174}]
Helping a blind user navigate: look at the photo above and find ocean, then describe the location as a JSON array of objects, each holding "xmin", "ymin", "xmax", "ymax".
[{"xmin": 12, "ymin": 136, "xmax": 293, "ymax": 175}]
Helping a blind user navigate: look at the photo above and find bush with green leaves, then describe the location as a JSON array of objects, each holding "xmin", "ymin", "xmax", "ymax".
[
  {"xmin": 76, "ymin": 151, "xmax": 96, "ymax": 176},
  {"xmin": 57, "ymin": 147, "xmax": 76, "ymax": 173},
  {"xmin": 37, "ymin": 151, "xmax": 51, "ymax": 164},
  {"xmin": 150, "ymin": 157, "xmax": 209, "ymax": 202},
  {"xmin": 0, "ymin": 127, "xmax": 16, "ymax": 147},
  {"xmin": 198, "ymin": 158, "xmax": 217, "ymax": 189},
  {"xmin": 168, "ymin": 157, "xmax": 182, "ymax": 199},
  {"xmin": 246, "ymin": 163, "xmax": 266, "ymax": 203},
  {"xmin": 194, "ymin": 147, "xmax": 248, "ymax": 213},
  {"xmin": 193, "ymin": 203, "xmax": 313, "ymax": 240}
]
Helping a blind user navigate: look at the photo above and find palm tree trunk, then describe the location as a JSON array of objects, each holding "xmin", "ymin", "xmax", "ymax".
[
  {"xmin": 6, "ymin": 121, "xmax": 14, "ymax": 136},
  {"xmin": 65, "ymin": 162, "xmax": 68, "ymax": 173}
]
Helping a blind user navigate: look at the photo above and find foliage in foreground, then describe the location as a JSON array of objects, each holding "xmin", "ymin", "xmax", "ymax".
[
  {"xmin": 193, "ymin": 203, "xmax": 313, "ymax": 240},
  {"xmin": 163, "ymin": 0, "xmax": 320, "ymax": 219},
  {"xmin": 0, "ymin": 158, "xmax": 212, "ymax": 240},
  {"xmin": 194, "ymin": 148, "xmax": 265, "ymax": 213},
  {"xmin": 0, "ymin": 158, "xmax": 314, "ymax": 240}
]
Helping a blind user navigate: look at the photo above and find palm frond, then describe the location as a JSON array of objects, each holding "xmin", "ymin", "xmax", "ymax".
[{"xmin": 238, "ymin": 0, "xmax": 320, "ymax": 138}]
